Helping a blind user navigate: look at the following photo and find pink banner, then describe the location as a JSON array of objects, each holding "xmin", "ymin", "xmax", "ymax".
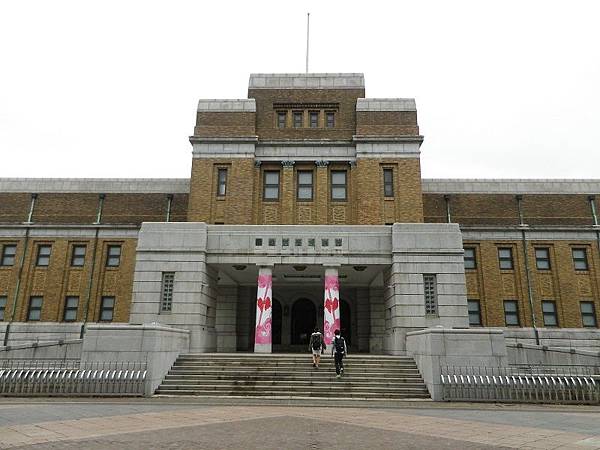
[
  {"xmin": 323, "ymin": 272, "xmax": 340, "ymax": 345},
  {"xmin": 254, "ymin": 271, "xmax": 272, "ymax": 346}
]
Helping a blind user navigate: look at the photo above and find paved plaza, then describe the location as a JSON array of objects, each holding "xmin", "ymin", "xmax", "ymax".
[{"xmin": 0, "ymin": 399, "xmax": 598, "ymax": 449}]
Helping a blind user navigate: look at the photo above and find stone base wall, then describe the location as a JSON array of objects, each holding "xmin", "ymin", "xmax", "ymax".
[
  {"xmin": 507, "ymin": 343, "xmax": 600, "ymax": 367},
  {"xmin": 0, "ymin": 339, "xmax": 82, "ymax": 359},
  {"xmin": 503, "ymin": 328, "xmax": 600, "ymax": 351},
  {"xmin": 0, "ymin": 322, "xmax": 83, "ymax": 346}
]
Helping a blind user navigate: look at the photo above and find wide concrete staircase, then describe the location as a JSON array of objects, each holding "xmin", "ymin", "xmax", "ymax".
[{"xmin": 155, "ymin": 353, "xmax": 430, "ymax": 400}]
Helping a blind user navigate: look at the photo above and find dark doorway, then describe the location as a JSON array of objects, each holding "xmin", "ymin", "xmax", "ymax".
[
  {"xmin": 272, "ymin": 298, "xmax": 282, "ymax": 345},
  {"xmin": 291, "ymin": 298, "xmax": 316, "ymax": 345},
  {"xmin": 340, "ymin": 299, "xmax": 351, "ymax": 346}
]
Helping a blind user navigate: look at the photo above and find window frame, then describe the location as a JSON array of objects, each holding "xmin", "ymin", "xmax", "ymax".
[
  {"xmin": 99, "ymin": 296, "xmax": 115, "ymax": 322},
  {"xmin": 383, "ymin": 168, "xmax": 394, "ymax": 198},
  {"xmin": 467, "ymin": 299, "xmax": 482, "ymax": 326},
  {"xmin": 63, "ymin": 296, "xmax": 79, "ymax": 322},
  {"xmin": 463, "ymin": 247, "xmax": 477, "ymax": 270},
  {"xmin": 423, "ymin": 274, "xmax": 438, "ymax": 316},
  {"xmin": 296, "ymin": 170, "xmax": 314, "ymax": 201},
  {"xmin": 276, "ymin": 111, "xmax": 286, "ymax": 129},
  {"xmin": 0, "ymin": 295, "xmax": 6, "ymax": 321},
  {"xmin": 503, "ymin": 300, "xmax": 520, "ymax": 326},
  {"xmin": 27, "ymin": 296, "xmax": 43, "ymax": 321},
  {"xmin": 535, "ymin": 247, "xmax": 551, "ymax": 270},
  {"xmin": 498, "ymin": 247, "xmax": 514, "ymax": 270},
  {"xmin": 326, "ymin": 111, "xmax": 335, "ymax": 128},
  {"xmin": 35, "ymin": 245, "xmax": 52, "ymax": 267},
  {"xmin": 572, "ymin": 248, "xmax": 589, "ymax": 271},
  {"xmin": 70, "ymin": 244, "xmax": 87, "ymax": 267},
  {"xmin": 160, "ymin": 272, "xmax": 175, "ymax": 313},
  {"xmin": 580, "ymin": 301, "xmax": 597, "ymax": 328},
  {"xmin": 1, "ymin": 244, "xmax": 17, "ymax": 267},
  {"xmin": 330, "ymin": 170, "xmax": 347, "ymax": 201},
  {"xmin": 542, "ymin": 300, "xmax": 558, "ymax": 327},
  {"xmin": 293, "ymin": 111, "xmax": 303, "ymax": 128},
  {"xmin": 106, "ymin": 245, "xmax": 122, "ymax": 268},
  {"xmin": 216, "ymin": 168, "xmax": 228, "ymax": 197},
  {"xmin": 263, "ymin": 170, "xmax": 280, "ymax": 201},
  {"xmin": 309, "ymin": 111, "xmax": 319, "ymax": 128}
]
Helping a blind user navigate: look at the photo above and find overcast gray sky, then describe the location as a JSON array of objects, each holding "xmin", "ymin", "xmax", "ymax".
[{"xmin": 1, "ymin": 0, "xmax": 599, "ymax": 179}]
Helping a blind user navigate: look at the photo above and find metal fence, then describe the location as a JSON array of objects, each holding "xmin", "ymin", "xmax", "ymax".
[
  {"xmin": 441, "ymin": 365, "xmax": 600, "ymax": 404},
  {"xmin": 0, "ymin": 359, "xmax": 146, "ymax": 396}
]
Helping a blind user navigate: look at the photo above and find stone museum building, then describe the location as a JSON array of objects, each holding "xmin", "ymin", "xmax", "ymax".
[{"xmin": 1, "ymin": 73, "xmax": 599, "ymax": 354}]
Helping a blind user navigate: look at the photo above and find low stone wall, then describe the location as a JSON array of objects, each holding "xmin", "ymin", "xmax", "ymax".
[
  {"xmin": 507, "ymin": 343, "xmax": 600, "ymax": 367},
  {"xmin": 81, "ymin": 323, "xmax": 190, "ymax": 396},
  {"xmin": 406, "ymin": 327, "xmax": 508, "ymax": 400},
  {"xmin": 0, "ymin": 339, "xmax": 82, "ymax": 360},
  {"xmin": 503, "ymin": 328, "xmax": 600, "ymax": 351},
  {"xmin": 0, "ymin": 323, "xmax": 83, "ymax": 346}
]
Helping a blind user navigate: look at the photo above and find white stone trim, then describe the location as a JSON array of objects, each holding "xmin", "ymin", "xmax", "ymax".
[
  {"xmin": 248, "ymin": 73, "xmax": 365, "ymax": 89},
  {"xmin": 356, "ymin": 98, "xmax": 416, "ymax": 112},
  {"xmin": 423, "ymin": 179, "xmax": 600, "ymax": 194},
  {"xmin": 0, "ymin": 178, "xmax": 189, "ymax": 194},
  {"xmin": 0, "ymin": 225, "xmax": 139, "ymax": 238},
  {"xmin": 196, "ymin": 99, "xmax": 256, "ymax": 112},
  {"xmin": 356, "ymin": 142, "xmax": 421, "ymax": 158},
  {"xmin": 461, "ymin": 228, "xmax": 599, "ymax": 241},
  {"xmin": 256, "ymin": 145, "xmax": 355, "ymax": 161},
  {"xmin": 192, "ymin": 142, "xmax": 256, "ymax": 159}
]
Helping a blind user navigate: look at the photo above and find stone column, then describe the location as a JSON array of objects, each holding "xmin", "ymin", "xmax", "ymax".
[
  {"xmin": 254, "ymin": 266, "xmax": 273, "ymax": 353},
  {"xmin": 323, "ymin": 267, "xmax": 341, "ymax": 345},
  {"xmin": 356, "ymin": 287, "xmax": 371, "ymax": 352},
  {"xmin": 281, "ymin": 160, "xmax": 295, "ymax": 224},
  {"xmin": 315, "ymin": 160, "xmax": 329, "ymax": 225},
  {"xmin": 216, "ymin": 285, "xmax": 238, "ymax": 352}
]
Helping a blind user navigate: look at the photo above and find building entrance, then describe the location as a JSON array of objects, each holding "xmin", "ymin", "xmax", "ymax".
[{"xmin": 291, "ymin": 298, "xmax": 317, "ymax": 345}]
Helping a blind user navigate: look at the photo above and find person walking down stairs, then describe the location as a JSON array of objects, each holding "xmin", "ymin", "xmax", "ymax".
[
  {"xmin": 309, "ymin": 327, "xmax": 325, "ymax": 368},
  {"xmin": 331, "ymin": 329, "xmax": 347, "ymax": 378}
]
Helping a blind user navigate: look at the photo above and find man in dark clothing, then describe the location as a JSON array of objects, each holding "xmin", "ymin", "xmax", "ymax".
[{"xmin": 331, "ymin": 329, "xmax": 347, "ymax": 378}]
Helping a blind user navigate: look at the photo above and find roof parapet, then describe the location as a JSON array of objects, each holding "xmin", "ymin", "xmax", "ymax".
[
  {"xmin": 357, "ymin": 98, "xmax": 416, "ymax": 112},
  {"xmin": 249, "ymin": 73, "xmax": 365, "ymax": 90},
  {"xmin": 197, "ymin": 99, "xmax": 256, "ymax": 112}
]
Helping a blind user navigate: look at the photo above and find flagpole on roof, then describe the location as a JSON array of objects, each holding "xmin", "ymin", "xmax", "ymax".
[{"xmin": 306, "ymin": 12, "xmax": 310, "ymax": 73}]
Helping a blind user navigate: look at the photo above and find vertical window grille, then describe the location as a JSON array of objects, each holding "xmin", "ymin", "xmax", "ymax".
[
  {"xmin": 463, "ymin": 247, "xmax": 476, "ymax": 269},
  {"xmin": 297, "ymin": 170, "xmax": 313, "ymax": 200},
  {"xmin": 293, "ymin": 111, "xmax": 303, "ymax": 128},
  {"xmin": 160, "ymin": 272, "xmax": 175, "ymax": 313},
  {"xmin": 63, "ymin": 296, "xmax": 79, "ymax": 322},
  {"xmin": 100, "ymin": 296, "xmax": 115, "ymax": 321},
  {"xmin": 106, "ymin": 245, "xmax": 121, "ymax": 267},
  {"xmin": 498, "ymin": 247, "xmax": 514, "ymax": 270},
  {"xmin": 535, "ymin": 248, "xmax": 551, "ymax": 270},
  {"xmin": 542, "ymin": 300, "xmax": 558, "ymax": 327},
  {"xmin": 326, "ymin": 112, "xmax": 335, "ymax": 128},
  {"xmin": 0, "ymin": 296, "xmax": 6, "ymax": 321},
  {"xmin": 383, "ymin": 168, "xmax": 394, "ymax": 197},
  {"xmin": 277, "ymin": 111, "xmax": 286, "ymax": 128},
  {"xmin": 467, "ymin": 299, "xmax": 482, "ymax": 326},
  {"xmin": 572, "ymin": 248, "xmax": 589, "ymax": 271},
  {"xmin": 423, "ymin": 274, "xmax": 438, "ymax": 316},
  {"xmin": 263, "ymin": 171, "xmax": 280, "ymax": 200},
  {"xmin": 580, "ymin": 302, "xmax": 597, "ymax": 327},
  {"xmin": 1, "ymin": 244, "xmax": 17, "ymax": 266},
  {"xmin": 217, "ymin": 168, "xmax": 227, "ymax": 197},
  {"xmin": 503, "ymin": 300, "xmax": 520, "ymax": 326},
  {"xmin": 331, "ymin": 171, "xmax": 347, "ymax": 201},
  {"xmin": 70, "ymin": 245, "xmax": 87, "ymax": 267},
  {"xmin": 36, "ymin": 245, "xmax": 52, "ymax": 266},
  {"xmin": 309, "ymin": 111, "xmax": 319, "ymax": 128},
  {"xmin": 28, "ymin": 296, "xmax": 43, "ymax": 321}
]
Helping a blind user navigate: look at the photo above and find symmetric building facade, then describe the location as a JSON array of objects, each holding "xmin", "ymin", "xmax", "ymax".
[{"xmin": 1, "ymin": 73, "xmax": 599, "ymax": 353}]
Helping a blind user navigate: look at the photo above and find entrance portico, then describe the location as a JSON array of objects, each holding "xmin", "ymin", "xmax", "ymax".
[{"xmin": 129, "ymin": 222, "xmax": 469, "ymax": 354}]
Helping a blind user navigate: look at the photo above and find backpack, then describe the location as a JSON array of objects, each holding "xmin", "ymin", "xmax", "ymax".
[
  {"xmin": 334, "ymin": 336, "xmax": 345, "ymax": 354},
  {"xmin": 311, "ymin": 333, "xmax": 322, "ymax": 350}
]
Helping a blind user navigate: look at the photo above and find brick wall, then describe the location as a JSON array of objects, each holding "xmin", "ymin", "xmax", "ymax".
[
  {"xmin": 356, "ymin": 111, "xmax": 419, "ymax": 136},
  {"xmin": 194, "ymin": 112, "xmax": 256, "ymax": 137}
]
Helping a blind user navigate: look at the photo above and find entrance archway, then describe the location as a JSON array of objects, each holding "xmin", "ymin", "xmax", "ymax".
[
  {"xmin": 340, "ymin": 299, "xmax": 351, "ymax": 346},
  {"xmin": 272, "ymin": 298, "xmax": 282, "ymax": 345},
  {"xmin": 291, "ymin": 298, "xmax": 316, "ymax": 345}
]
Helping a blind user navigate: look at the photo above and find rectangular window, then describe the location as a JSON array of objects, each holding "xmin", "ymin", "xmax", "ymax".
[
  {"xmin": 464, "ymin": 247, "xmax": 476, "ymax": 269},
  {"xmin": 0, "ymin": 296, "xmax": 6, "ymax": 321},
  {"xmin": 572, "ymin": 248, "xmax": 589, "ymax": 271},
  {"xmin": 309, "ymin": 111, "xmax": 319, "ymax": 128},
  {"xmin": 468, "ymin": 300, "xmax": 482, "ymax": 326},
  {"xmin": 70, "ymin": 245, "xmax": 86, "ymax": 267},
  {"xmin": 36, "ymin": 245, "xmax": 52, "ymax": 267},
  {"xmin": 217, "ymin": 168, "xmax": 227, "ymax": 197},
  {"xmin": 263, "ymin": 171, "xmax": 280, "ymax": 200},
  {"xmin": 383, "ymin": 168, "xmax": 394, "ymax": 197},
  {"xmin": 1, "ymin": 244, "xmax": 17, "ymax": 266},
  {"xmin": 498, "ymin": 247, "xmax": 514, "ymax": 270},
  {"xmin": 160, "ymin": 272, "xmax": 175, "ymax": 313},
  {"xmin": 535, "ymin": 247, "xmax": 551, "ymax": 270},
  {"xmin": 326, "ymin": 112, "xmax": 335, "ymax": 128},
  {"xmin": 100, "ymin": 296, "xmax": 115, "ymax": 321},
  {"xmin": 63, "ymin": 296, "xmax": 79, "ymax": 322},
  {"xmin": 503, "ymin": 300, "xmax": 520, "ymax": 326},
  {"xmin": 423, "ymin": 274, "xmax": 438, "ymax": 316},
  {"xmin": 542, "ymin": 300, "xmax": 558, "ymax": 327},
  {"xmin": 27, "ymin": 296, "xmax": 43, "ymax": 321},
  {"xmin": 106, "ymin": 245, "xmax": 121, "ymax": 267},
  {"xmin": 580, "ymin": 302, "xmax": 597, "ymax": 327},
  {"xmin": 297, "ymin": 170, "xmax": 313, "ymax": 201},
  {"xmin": 277, "ymin": 111, "xmax": 286, "ymax": 128},
  {"xmin": 293, "ymin": 111, "xmax": 303, "ymax": 128},
  {"xmin": 331, "ymin": 170, "xmax": 347, "ymax": 201}
]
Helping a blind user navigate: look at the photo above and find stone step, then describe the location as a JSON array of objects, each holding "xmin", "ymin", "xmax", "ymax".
[
  {"xmin": 168, "ymin": 367, "xmax": 420, "ymax": 375},
  {"xmin": 172, "ymin": 361, "xmax": 418, "ymax": 369},
  {"xmin": 154, "ymin": 389, "xmax": 431, "ymax": 399},
  {"xmin": 163, "ymin": 374, "xmax": 423, "ymax": 382},
  {"xmin": 160, "ymin": 379, "xmax": 427, "ymax": 388}
]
